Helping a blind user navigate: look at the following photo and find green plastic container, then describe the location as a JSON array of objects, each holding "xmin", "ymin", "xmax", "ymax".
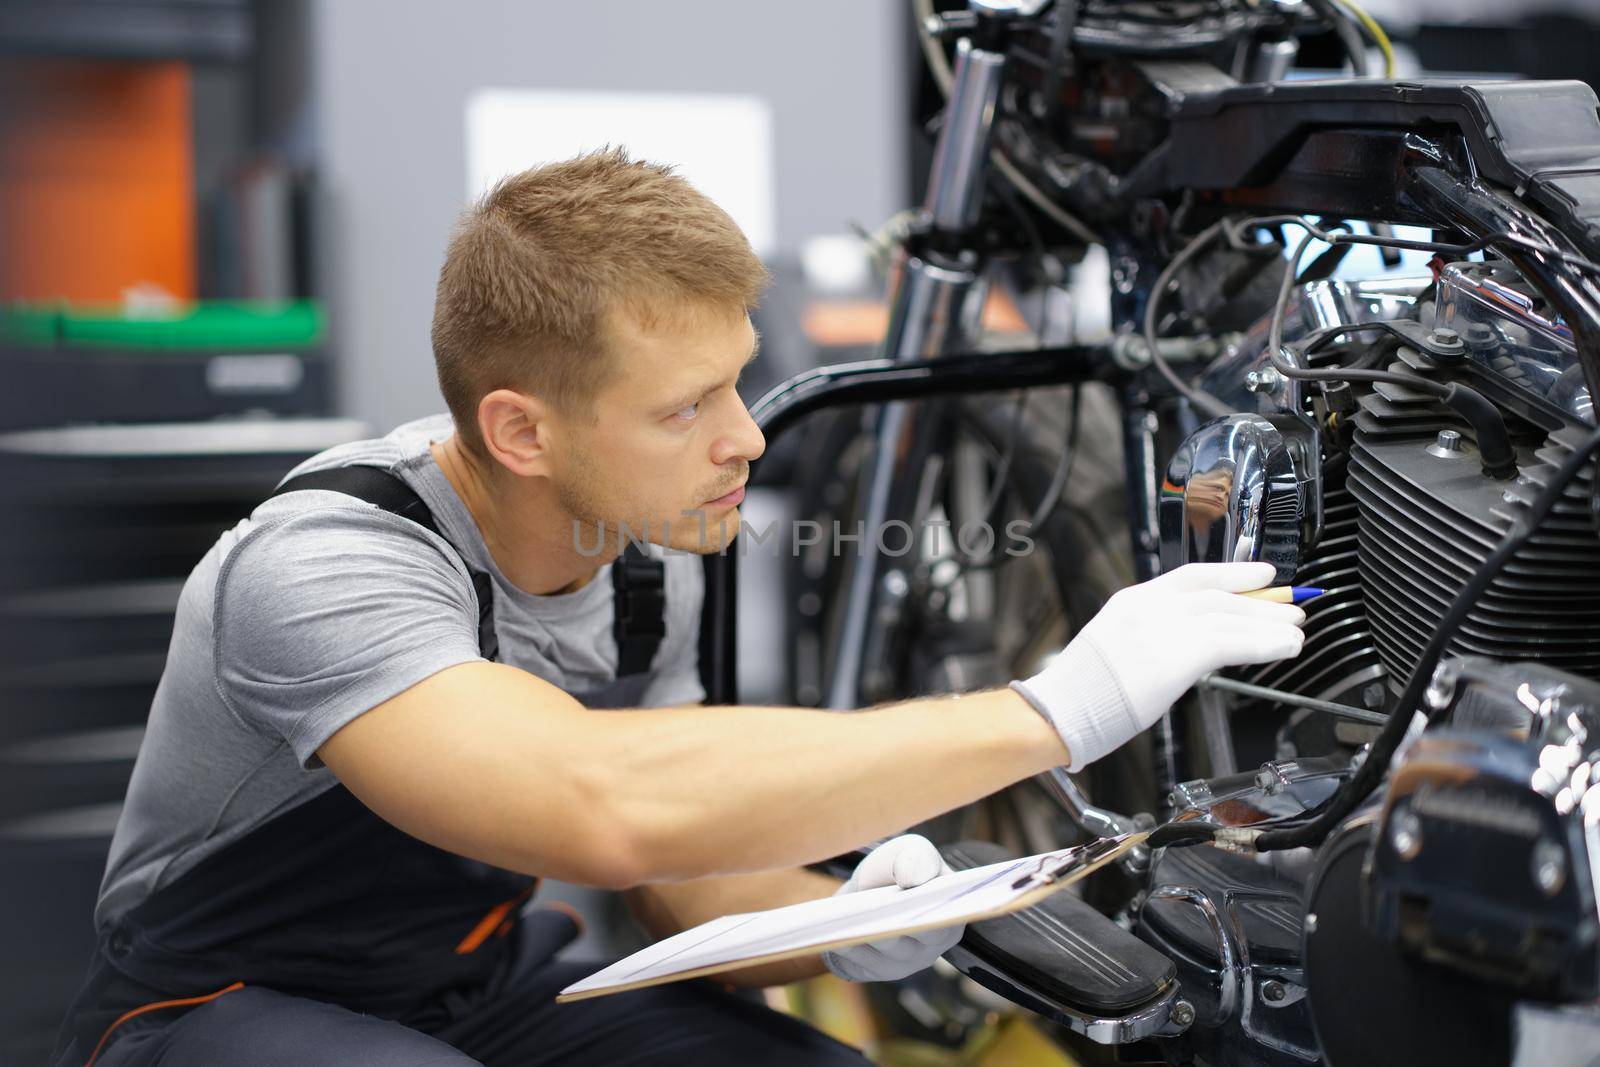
[{"xmin": 0, "ymin": 300, "xmax": 325, "ymax": 351}]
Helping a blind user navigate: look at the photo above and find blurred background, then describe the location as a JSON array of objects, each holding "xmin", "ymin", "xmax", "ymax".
[{"xmin": 5, "ymin": 0, "xmax": 1600, "ymax": 1062}]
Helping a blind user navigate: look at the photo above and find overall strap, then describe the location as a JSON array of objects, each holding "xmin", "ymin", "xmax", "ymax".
[
  {"xmin": 270, "ymin": 466, "xmax": 669, "ymax": 677},
  {"xmin": 612, "ymin": 542, "xmax": 666, "ymax": 676},
  {"xmin": 270, "ymin": 466, "xmax": 499, "ymax": 661}
]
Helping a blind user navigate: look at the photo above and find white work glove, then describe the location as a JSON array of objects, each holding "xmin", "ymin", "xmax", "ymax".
[
  {"xmin": 820, "ymin": 834, "xmax": 964, "ymax": 983},
  {"xmin": 1012, "ymin": 561, "xmax": 1306, "ymax": 772}
]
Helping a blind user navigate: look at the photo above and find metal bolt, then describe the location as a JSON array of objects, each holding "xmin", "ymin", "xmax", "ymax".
[
  {"xmin": 1170, "ymin": 1000, "xmax": 1196, "ymax": 1028},
  {"xmin": 1304, "ymin": 912, "xmax": 1318, "ymax": 936},
  {"xmin": 1113, "ymin": 257, "xmax": 1140, "ymax": 295},
  {"xmin": 1261, "ymin": 980, "xmax": 1287, "ymax": 1004},
  {"xmin": 1532, "ymin": 839, "xmax": 1567, "ymax": 896},
  {"xmin": 1427, "ymin": 429, "xmax": 1471, "ymax": 460},
  {"xmin": 1424, "ymin": 663, "xmax": 1457, "ymax": 712},
  {"xmin": 1113, "ymin": 334, "xmax": 1151, "ymax": 370},
  {"xmin": 882, "ymin": 570, "xmax": 909, "ymax": 598},
  {"xmin": 1429, "ymin": 327, "xmax": 1463, "ymax": 348},
  {"xmin": 1362, "ymin": 683, "xmax": 1387, "ymax": 710},
  {"xmin": 1255, "ymin": 766, "xmax": 1284, "ymax": 795},
  {"xmin": 1245, "ymin": 366, "xmax": 1283, "ymax": 394},
  {"xmin": 1390, "ymin": 808, "xmax": 1423, "ymax": 860}
]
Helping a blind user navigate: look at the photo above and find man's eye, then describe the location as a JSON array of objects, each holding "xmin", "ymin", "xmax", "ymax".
[{"xmin": 674, "ymin": 401, "xmax": 700, "ymax": 421}]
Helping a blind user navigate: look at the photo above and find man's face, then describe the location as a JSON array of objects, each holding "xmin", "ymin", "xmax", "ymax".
[{"xmin": 550, "ymin": 303, "xmax": 766, "ymax": 555}]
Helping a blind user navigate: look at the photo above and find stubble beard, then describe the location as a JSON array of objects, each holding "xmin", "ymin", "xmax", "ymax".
[{"xmin": 557, "ymin": 447, "xmax": 743, "ymax": 555}]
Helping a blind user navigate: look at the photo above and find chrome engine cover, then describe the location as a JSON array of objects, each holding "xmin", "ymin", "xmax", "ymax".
[
  {"xmin": 1159, "ymin": 275, "xmax": 1433, "ymax": 583},
  {"xmin": 1158, "ymin": 414, "xmax": 1315, "ymax": 583}
]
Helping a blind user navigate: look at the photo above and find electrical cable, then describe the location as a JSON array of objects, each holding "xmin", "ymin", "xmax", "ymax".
[
  {"xmin": 978, "ymin": 391, "xmax": 1030, "ymax": 526},
  {"xmin": 923, "ymin": 377, "xmax": 1078, "ymax": 585},
  {"xmin": 925, "ymin": 385, "xmax": 1056, "ymax": 584},
  {"xmin": 1139, "ymin": 212, "xmax": 1592, "ymax": 458},
  {"xmin": 1307, "ymin": 0, "xmax": 1369, "ymax": 76},
  {"xmin": 1263, "ymin": 228, "xmax": 1519, "ymax": 476},
  {"xmin": 1265, "ymin": 231, "xmax": 1442, "ymax": 390},
  {"xmin": 1020, "ymin": 384, "xmax": 1081, "ymax": 535},
  {"xmin": 1333, "ymin": 0, "xmax": 1396, "ymax": 78},
  {"xmin": 1141, "ymin": 218, "xmax": 1238, "ymax": 419},
  {"xmin": 1234, "ymin": 213, "xmax": 1600, "ymax": 276},
  {"xmin": 1300, "ymin": 321, "xmax": 1394, "ymax": 369},
  {"xmin": 993, "ymin": 139, "xmax": 1104, "ymax": 247},
  {"xmin": 919, "ymin": 390, "xmax": 1034, "ymax": 586}
]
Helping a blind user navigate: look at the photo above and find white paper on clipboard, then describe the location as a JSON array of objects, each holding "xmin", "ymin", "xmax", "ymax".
[{"xmin": 556, "ymin": 832, "xmax": 1146, "ymax": 1003}]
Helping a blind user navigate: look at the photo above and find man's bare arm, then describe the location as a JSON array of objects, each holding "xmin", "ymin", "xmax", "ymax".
[
  {"xmin": 317, "ymin": 660, "xmax": 1064, "ymax": 889},
  {"xmin": 624, "ymin": 869, "xmax": 842, "ymax": 988}
]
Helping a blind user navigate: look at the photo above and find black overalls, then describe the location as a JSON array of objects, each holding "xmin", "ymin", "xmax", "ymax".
[{"xmin": 50, "ymin": 466, "xmax": 868, "ymax": 1067}]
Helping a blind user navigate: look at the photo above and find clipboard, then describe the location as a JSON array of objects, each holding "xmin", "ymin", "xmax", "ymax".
[{"xmin": 556, "ymin": 831, "xmax": 1147, "ymax": 1003}]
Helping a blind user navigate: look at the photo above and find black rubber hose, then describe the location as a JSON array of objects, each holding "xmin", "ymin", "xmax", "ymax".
[{"xmin": 1442, "ymin": 382, "xmax": 1518, "ymax": 479}]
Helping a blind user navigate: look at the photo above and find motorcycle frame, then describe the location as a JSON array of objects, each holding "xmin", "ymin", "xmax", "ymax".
[
  {"xmin": 697, "ymin": 342, "xmax": 1116, "ymax": 708},
  {"xmin": 697, "ymin": 8, "xmax": 1600, "ymax": 812}
]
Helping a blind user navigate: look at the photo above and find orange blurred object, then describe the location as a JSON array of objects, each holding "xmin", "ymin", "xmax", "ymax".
[
  {"xmin": 802, "ymin": 289, "xmax": 1031, "ymax": 349},
  {"xmin": 0, "ymin": 58, "xmax": 195, "ymax": 302}
]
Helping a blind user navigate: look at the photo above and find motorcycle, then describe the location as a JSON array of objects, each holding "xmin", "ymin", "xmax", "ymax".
[{"xmin": 701, "ymin": 1, "xmax": 1600, "ymax": 1063}]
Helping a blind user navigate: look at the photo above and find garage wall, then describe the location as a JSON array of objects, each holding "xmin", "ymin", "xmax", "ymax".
[{"xmin": 310, "ymin": 0, "xmax": 909, "ymax": 431}]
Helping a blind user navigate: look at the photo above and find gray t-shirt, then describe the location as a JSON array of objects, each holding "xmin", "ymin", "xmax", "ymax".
[{"xmin": 96, "ymin": 414, "xmax": 705, "ymax": 929}]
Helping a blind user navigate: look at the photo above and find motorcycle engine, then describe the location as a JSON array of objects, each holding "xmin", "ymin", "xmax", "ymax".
[
  {"xmin": 1133, "ymin": 658, "xmax": 1600, "ymax": 1067},
  {"xmin": 1166, "ymin": 261, "xmax": 1600, "ymax": 737},
  {"xmin": 1302, "ymin": 656, "xmax": 1600, "ymax": 1067},
  {"xmin": 1144, "ymin": 261, "xmax": 1600, "ymax": 1065}
]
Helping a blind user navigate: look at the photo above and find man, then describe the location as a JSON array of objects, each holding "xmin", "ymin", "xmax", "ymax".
[{"xmin": 53, "ymin": 149, "xmax": 1306, "ymax": 1066}]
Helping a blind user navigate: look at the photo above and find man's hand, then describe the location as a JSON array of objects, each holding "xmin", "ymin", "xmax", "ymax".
[
  {"xmin": 821, "ymin": 835, "xmax": 964, "ymax": 983},
  {"xmin": 1012, "ymin": 561, "xmax": 1306, "ymax": 771}
]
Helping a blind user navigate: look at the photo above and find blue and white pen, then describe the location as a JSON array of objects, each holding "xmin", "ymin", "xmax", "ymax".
[{"xmin": 1239, "ymin": 585, "xmax": 1326, "ymax": 605}]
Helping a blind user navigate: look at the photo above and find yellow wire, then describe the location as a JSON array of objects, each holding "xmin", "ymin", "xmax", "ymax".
[{"xmin": 1334, "ymin": 0, "xmax": 1396, "ymax": 78}]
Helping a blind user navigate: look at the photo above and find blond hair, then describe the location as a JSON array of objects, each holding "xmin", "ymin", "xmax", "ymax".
[{"xmin": 430, "ymin": 147, "xmax": 768, "ymax": 450}]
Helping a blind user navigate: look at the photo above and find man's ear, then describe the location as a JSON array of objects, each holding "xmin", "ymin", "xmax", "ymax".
[{"xmin": 477, "ymin": 388, "xmax": 555, "ymax": 477}]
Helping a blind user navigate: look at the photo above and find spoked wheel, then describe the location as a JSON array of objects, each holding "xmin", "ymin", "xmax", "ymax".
[
  {"xmin": 784, "ymin": 382, "xmax": 1157, "ymax": 1053},
  {"xmin": 788, "ymin": 381, "xmax": 1155, "ymax": 867}
]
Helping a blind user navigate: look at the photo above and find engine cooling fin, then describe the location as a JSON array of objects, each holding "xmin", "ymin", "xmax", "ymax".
[
  {"xmin": 1347, "ymin": 374, "xmax": 1600, "ymax": 685},
  {"xmin": 1241, "ymin": 470, "xmax": 1381, "ymax": 703}
]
